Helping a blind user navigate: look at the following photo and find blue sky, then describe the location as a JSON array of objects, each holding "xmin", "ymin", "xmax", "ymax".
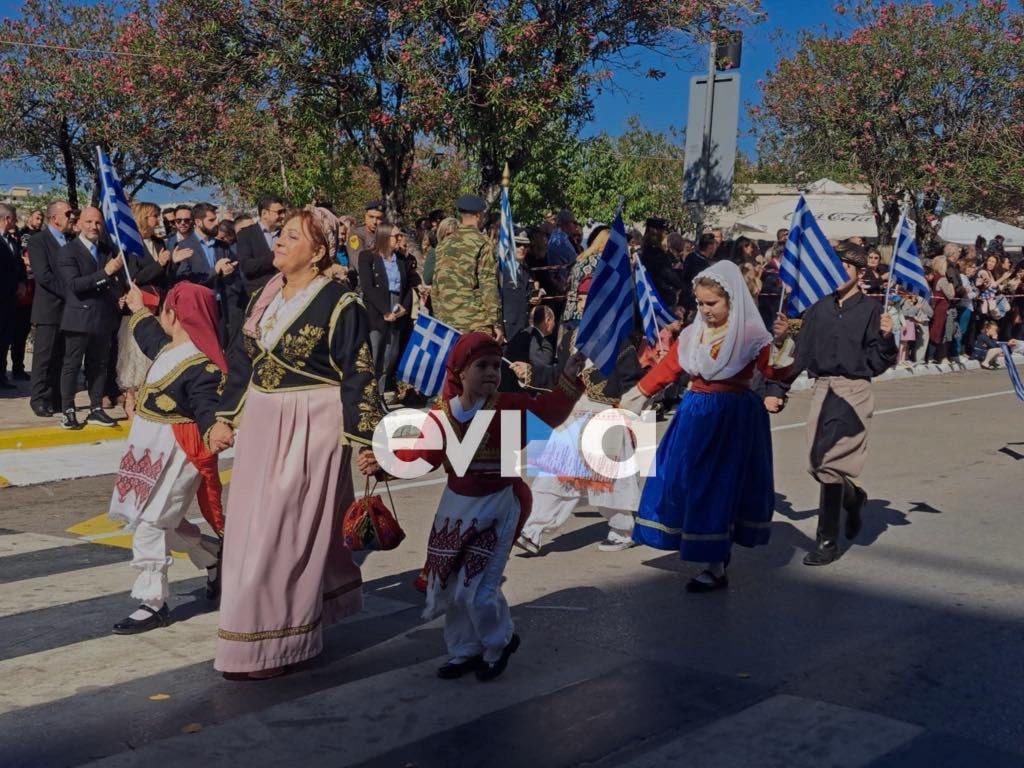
[{"xmin": 0, "ymin": 0, "xmax": 843, "ymax": 197}]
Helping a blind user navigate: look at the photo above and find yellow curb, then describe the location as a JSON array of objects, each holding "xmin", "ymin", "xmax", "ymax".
[
  {"xmin": 0, "ymin": 475, "xmax": 8, "ymax": 487},
  {"xmin": 0, "ymin": 423, "xmax": 127, "ymax": 450}
]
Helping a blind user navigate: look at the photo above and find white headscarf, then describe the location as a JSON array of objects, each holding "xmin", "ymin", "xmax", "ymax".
[{"xmin": 677, "ymin": 260, "xmax": 773, "ymax": 381}]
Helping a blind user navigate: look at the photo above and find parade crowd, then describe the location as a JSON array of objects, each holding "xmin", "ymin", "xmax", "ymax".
[{"xmin": 0, "ymin": 192, "xmax": 1019, "ymax": 683}]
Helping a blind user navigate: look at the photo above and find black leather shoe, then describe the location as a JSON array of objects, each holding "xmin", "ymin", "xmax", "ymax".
[
  {"xmin": 843, "ymin": 481, "xmax": 867, "ymax": 540},
  {"xmin": 476, "ymin": 634, "xmax": 521, "ymax": 681},
  {"xmin": 12, "ymin": 370, "xmax": 30, "ymax": 381},
  {"xmin": 437, "ymin": 655, "xmax": 482, "ymax": 679},
  {"xmin": 206, "ymin": 547, "xmax": 222, "ymax": 600},
  {"xmin": 803, "ymin": 542, "xmax": 840, "ymax": 566},
  {"xmin": 112, "ymin": 603, "xmax": 169, "ymax": 635},
  {"xmin": 31, "ymin": 404, "xmax": 54, "ymax": 417},
  {"xmin": 685, "ymin": 570, "xmax": 729, "ymax": 593}
]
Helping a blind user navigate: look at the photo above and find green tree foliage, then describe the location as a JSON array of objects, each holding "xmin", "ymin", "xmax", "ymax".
[{"xmin": 754, "ymin": 0, "xmax": 1024, "ymax": 240}]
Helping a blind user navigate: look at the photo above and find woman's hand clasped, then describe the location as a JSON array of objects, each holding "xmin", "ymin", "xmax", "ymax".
[{"xmin": 208, "ymin": 422, "xmax": 235, "ymax": 453}]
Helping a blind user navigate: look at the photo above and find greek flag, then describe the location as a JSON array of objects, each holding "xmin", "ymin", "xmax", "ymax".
[
  {"xmin": 96, "ymin": 147, "xmax": 145, "ymax": 259},
  {"xmin": 635, "ymin": 258, "xmax": 675, "ymax": 344},
  {"xmin": 1000, "ymin": 343, "xmax": 1024, "ymax": 401},
  {"xmin": 495, "ymin": 185, "xmax": 518, "ymax": 287},
  {"xmin": 575, "ymin": 208, "xmax": 634, "ymax": 374},
  {"xmin": 890, "ymin": 213, "xmax": 930, "ymax": 299},
  {"xmin": 397, "ymin": 313, "xmax": 461, "ymax": 397},
  {"xmin": 780, "ymin": 195, "xmax": 848, "ymax": 314}
]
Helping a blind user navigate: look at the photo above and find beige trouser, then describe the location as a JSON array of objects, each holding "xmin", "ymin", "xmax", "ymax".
[{"xmin": 806, "ymin": 377, "xmax": 875, "ymax": 485}]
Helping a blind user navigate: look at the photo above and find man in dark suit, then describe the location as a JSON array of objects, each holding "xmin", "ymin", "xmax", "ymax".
[
  {"xmin": 28, "ymin": 200, "xmax": 74, "ymax": 416},
  {"xmin": 236, "ymin": 193, "xmax": 286, "ymax": 290},
  {"xmin": 501, "ymin": 305, "xmax": 558, "ymax": 392},
  {"xmin": 165, "ymin": 204, "xmax": 193, "ymax": 251},
  {"xmin": 0, "ymin": 205, "xmax": 20, "ymax": 389},
  {"xmin": 171, "ymin": 202, "xmax": 248, "ymax": 346},
  {"xmin": 56, "ymin": 206, "xmax": 125, "ymax": 428}
]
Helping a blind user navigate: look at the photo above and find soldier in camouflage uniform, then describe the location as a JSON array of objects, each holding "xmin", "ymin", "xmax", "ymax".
[{"xmin": 431, "ymin": 194, "xmax": 504, "ymax": 340}]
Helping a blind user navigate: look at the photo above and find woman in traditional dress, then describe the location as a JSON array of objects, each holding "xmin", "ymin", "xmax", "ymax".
[
  {"xmin": 206, "ymin": 207, "xmax": 384, "ymax": 680},
  {"xmin": 620, "ymin": 260, "xmax": 790, "ymax": 592},
  {"xmin": 360, "ymin": 333, "xmax": 587, "ymax": 681},
  {"xmin": 109, "ymin": 281, "xmax": 226, "ymax": 634}
]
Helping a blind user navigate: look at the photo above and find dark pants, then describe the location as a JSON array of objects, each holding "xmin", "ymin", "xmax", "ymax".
[
  {"xmin": 9, "ymin": 304, "xmax": 31, "ymax": 373},
  {"xmin": 30, "ymin": 323, "xmax": 64, "ymax": 410},
  {"xmin": 0, "ymin": 296, "xmax": 12, "ymax": 379},
  {"xmin": 61, "ymin": 331, "xmax": 111, "ymax": 411}
]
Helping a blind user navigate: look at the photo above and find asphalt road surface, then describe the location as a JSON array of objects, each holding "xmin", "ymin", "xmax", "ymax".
[{"xmin": 1, "ymin": 369, "xmax": 1022, "ymax": 767}]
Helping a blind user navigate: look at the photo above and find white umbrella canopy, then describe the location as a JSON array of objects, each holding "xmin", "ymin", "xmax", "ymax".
[
  {"xmin": 937, "ymin": 213, "xmax": 1024, "ymax": 248},
  {"xmin": 735, "ymin": 194, "xmax": 877, "ymax": 240}
]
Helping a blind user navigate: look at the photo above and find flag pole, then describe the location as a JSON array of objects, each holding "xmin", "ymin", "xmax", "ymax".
[
  {"xmin": 882, "ymin": 212, "xmax": 902, "ymax": 308},
  {"xmin": 96, "ymin": 147, "xmax": 134, "ymax": 288}
]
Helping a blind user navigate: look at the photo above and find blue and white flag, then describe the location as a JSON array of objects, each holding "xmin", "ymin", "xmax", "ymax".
[
  {"xmin": 635, "ymin": 258, "xmax": 675, "ymax": 345},
  {"xmin": 575, "ymin": 208, "xmax": 634, "ymax": 374},
  {"xmin": 397, "ymin": 313, "xmax": 461, "ymax": 397},
  {"xmin": 1000, "ymin": 343, "xmax": 1024, "ymax": 402},
  {"xmin": 780, "ymin": 195, "xmax": 848, "ymax": 314},
  {"xmin": 889, "ymin": 213, "xmax": 930, "ymax": 299},
  {"xmin": 96, "ymin": 147, "xmax": 145, "ymax": 259},
  {"xmin": 495, "ymin": 185, "xmax": 518, "ymax": 287}
]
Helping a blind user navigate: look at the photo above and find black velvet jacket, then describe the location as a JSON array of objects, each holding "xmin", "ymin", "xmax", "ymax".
[
  {"xmin": 129, "ymin": 311, "xmax": 224, "ymax": 437},
  {"xmin": 216, "ymin": 278, "xmax": 384, "ymax": 446}
]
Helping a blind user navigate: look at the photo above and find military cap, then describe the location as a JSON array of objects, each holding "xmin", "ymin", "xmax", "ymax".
[
  {"xmin": 645, "ymin": 216, "xmax": 668, "ymax": 230},
  {"xmin": 455, "ymin": 194, "xmax": 487, "ymax": 213},
  {"xmin": 365, "ymin": 199, "xmax": 384, "ymax": 211},
  {"xmin": 514, "ymin": 227, "xmax": 530, "ymax": 245}
]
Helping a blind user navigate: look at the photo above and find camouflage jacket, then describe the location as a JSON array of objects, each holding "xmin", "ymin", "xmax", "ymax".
[{"xmin": 431, "ymin": 224, "xmax": 502, "ymax": 333}]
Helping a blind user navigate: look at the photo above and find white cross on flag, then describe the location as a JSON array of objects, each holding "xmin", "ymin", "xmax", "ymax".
[{"xmin": 397, "ymin": 313, "xmax": 461, "ymax": 397}]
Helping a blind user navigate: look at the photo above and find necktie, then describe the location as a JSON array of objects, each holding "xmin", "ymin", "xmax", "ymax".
[{"xmin": 89, "ymin": 243, "xmax": 98, "ymax": 264}]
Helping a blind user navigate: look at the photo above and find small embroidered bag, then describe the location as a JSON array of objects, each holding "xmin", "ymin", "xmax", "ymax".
[{"xmin": 341, "ymin": 478, "xmax": 404, "ymax": 551}]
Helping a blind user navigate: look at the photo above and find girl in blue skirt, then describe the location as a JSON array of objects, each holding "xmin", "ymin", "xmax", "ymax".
[{"xmin": 620, "ymin": 260, "xmax": 790, "ymax": 592}]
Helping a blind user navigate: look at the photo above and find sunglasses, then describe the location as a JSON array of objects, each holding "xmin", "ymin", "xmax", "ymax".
[{"xmin": 175, "ymin": 218, "xmax": 193, "ymax": 223}]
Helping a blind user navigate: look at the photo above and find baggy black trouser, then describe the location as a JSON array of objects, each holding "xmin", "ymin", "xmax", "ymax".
[{"xmin": 61, "ymin": 331, "xmax": 111, "ymax": 411}]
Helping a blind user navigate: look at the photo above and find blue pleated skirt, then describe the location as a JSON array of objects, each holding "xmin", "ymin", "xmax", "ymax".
[{"xmin": 633, "ymin": 388, "xmax": 774, "ymax": 563}]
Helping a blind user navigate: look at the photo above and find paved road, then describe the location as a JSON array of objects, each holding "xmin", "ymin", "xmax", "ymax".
[{"xmin": 1, "ymin": 369, "xmax": 1022, "ymax": 767}]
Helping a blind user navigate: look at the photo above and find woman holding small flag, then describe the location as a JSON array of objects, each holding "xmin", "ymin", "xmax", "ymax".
[{"xmin": 619, "ymin": 260, "xmax": 792, "ymax": 592}]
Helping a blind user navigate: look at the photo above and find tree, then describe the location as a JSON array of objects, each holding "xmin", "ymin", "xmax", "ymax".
[
  {"xmin": 754, "ymin": 1, "xmax": 1024, "ymax": 242},
  {"xmin": 0, "ymin": 0, "xmax": 261, "ymax": 206},
  {"xmin": 152, "ymin": 0, "xmax": 762, "ymax": 222}
]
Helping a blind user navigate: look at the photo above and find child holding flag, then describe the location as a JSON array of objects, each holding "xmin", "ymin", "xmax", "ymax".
[{"xmin": 768, "ymin": 242, "xmax": 897, "ymax": 566}]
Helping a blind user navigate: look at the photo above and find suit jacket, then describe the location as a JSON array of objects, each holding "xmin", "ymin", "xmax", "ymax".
[
  {"xmin": 171, "ymin": 232, "xmax": 248, "ymax": 337},
  {"xmin": 357, "ymin": 249, "xmax": 412, "ymax": 333},
  {"xmin": 28, "ymin": 229, "xmax": 67, "ymax": 324},
  {"xmin": 57, "ymin": 237, "xmax": 124, "ymax": 335},
  {"xmin": 500, "ymin": 326, "xmax": 558, "ymax": 392},
  {"xmin": 236, "ymin": 223, "xmax": 277, "ymax": 290},
  {"xmin": 0, "ymin": 235, "xmax": 19, "ymax": 300}
]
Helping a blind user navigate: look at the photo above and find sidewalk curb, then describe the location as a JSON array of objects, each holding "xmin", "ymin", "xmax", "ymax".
[{"xmin": 0, "ymin": 422, "xmax": 127, "ymax": 451}]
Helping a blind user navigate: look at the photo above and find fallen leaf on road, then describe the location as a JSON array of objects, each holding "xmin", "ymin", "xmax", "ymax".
[
  {"xmin": 149, "ymin": 693, "xmax": 170, "ymax": 701},
  {"xmin": 736, "ymin": 673, "xmax": 751, "ymax": 679},
  {"xmin": 181, "ymin": 723, "xmax": 203, "ymax": 734}
]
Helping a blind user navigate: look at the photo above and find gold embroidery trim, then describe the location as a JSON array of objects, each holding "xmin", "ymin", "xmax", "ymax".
[
  {"xmin": 154, "ymin": 393, "xmax": 177, "ymax": 412},
  {"xmin": 218, "ymin": 617, "xmax": 321, "ymax": 642},
  {"xmin": 127, "ymin": 308, "xmax": 152, "ymax": 333}
]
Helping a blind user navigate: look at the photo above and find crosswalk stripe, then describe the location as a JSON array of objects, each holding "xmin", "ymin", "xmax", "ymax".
[
  {"xmin": 0, "ymin": 592, "xmax": 413, "ymax": 716},
  {"xmin": 83, "ymin": 635, "xmax": 629, "ymax": 768},
  {"xmin": 615, "ymin": 694, "xmax": 923, "ymax": 768},
  {"xmin": 0, "ymin": 532, "xmax": 85, "ymax": 557},
  {"xmin": 0, "ymin": 559, "xmax": 201, "ymax": 618}
]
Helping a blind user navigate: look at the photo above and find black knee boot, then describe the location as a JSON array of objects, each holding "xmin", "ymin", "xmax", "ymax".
[
  {"xmin": 804, "ymin": 483, "xmax": 843, "ymax": 566},
  {"xmin": 843, "ymin": 479, "xmax": 866, "ymax": 540}
]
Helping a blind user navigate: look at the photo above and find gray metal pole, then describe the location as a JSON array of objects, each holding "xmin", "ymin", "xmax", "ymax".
[{"xmin": 693, "ymin": 38, "xmax": 717, "ymax": 237}]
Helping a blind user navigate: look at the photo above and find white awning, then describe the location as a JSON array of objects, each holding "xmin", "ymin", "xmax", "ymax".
[
  {"xmin": 735, "ymin": 194, "xmax": 877, "ymax": 239},
  {"xmin": 937, "ymin": 213, "xmax": 1024, "ymax": 248}
]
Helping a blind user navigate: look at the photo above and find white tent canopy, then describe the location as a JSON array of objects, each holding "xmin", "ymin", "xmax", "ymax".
[
  {"xmin": 937, "ymin": 213, "xmax": 1024, "ymax": 248},
  {"xmin": 734, "ymin": 193, "xmax": 877, "ymax": 240}
]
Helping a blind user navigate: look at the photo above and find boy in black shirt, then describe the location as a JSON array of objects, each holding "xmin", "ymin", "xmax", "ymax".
[{"xmin": 767, "ymin": 242, "xmax": 897, "ymax": 566}]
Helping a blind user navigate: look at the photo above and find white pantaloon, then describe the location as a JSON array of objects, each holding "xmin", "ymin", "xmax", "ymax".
[
  {"xmin": 131, "ymin": 517, "xmax": 220, "ymax": 602},
  {"xmin": 521, "ymin": 472, "xmax": 639, "ymax": 546}
]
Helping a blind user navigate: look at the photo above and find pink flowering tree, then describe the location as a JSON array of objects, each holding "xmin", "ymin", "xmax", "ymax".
[
  {"xmin": 0, "ymin": 0, "xmax": 263, "ymax": 206},
  {"xmin": 754, "ymin": 0, "xmax": 1024, "ymax": 242}
]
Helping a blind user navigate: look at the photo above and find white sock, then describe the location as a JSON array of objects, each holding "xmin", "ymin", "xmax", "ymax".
[
  {"xmin": 694, "ymin": 562, "xmax": 725, "ymax": 583},
  {"xmin": 128, "ymin": 598, "xmax": 164, "ymax": 621}
]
